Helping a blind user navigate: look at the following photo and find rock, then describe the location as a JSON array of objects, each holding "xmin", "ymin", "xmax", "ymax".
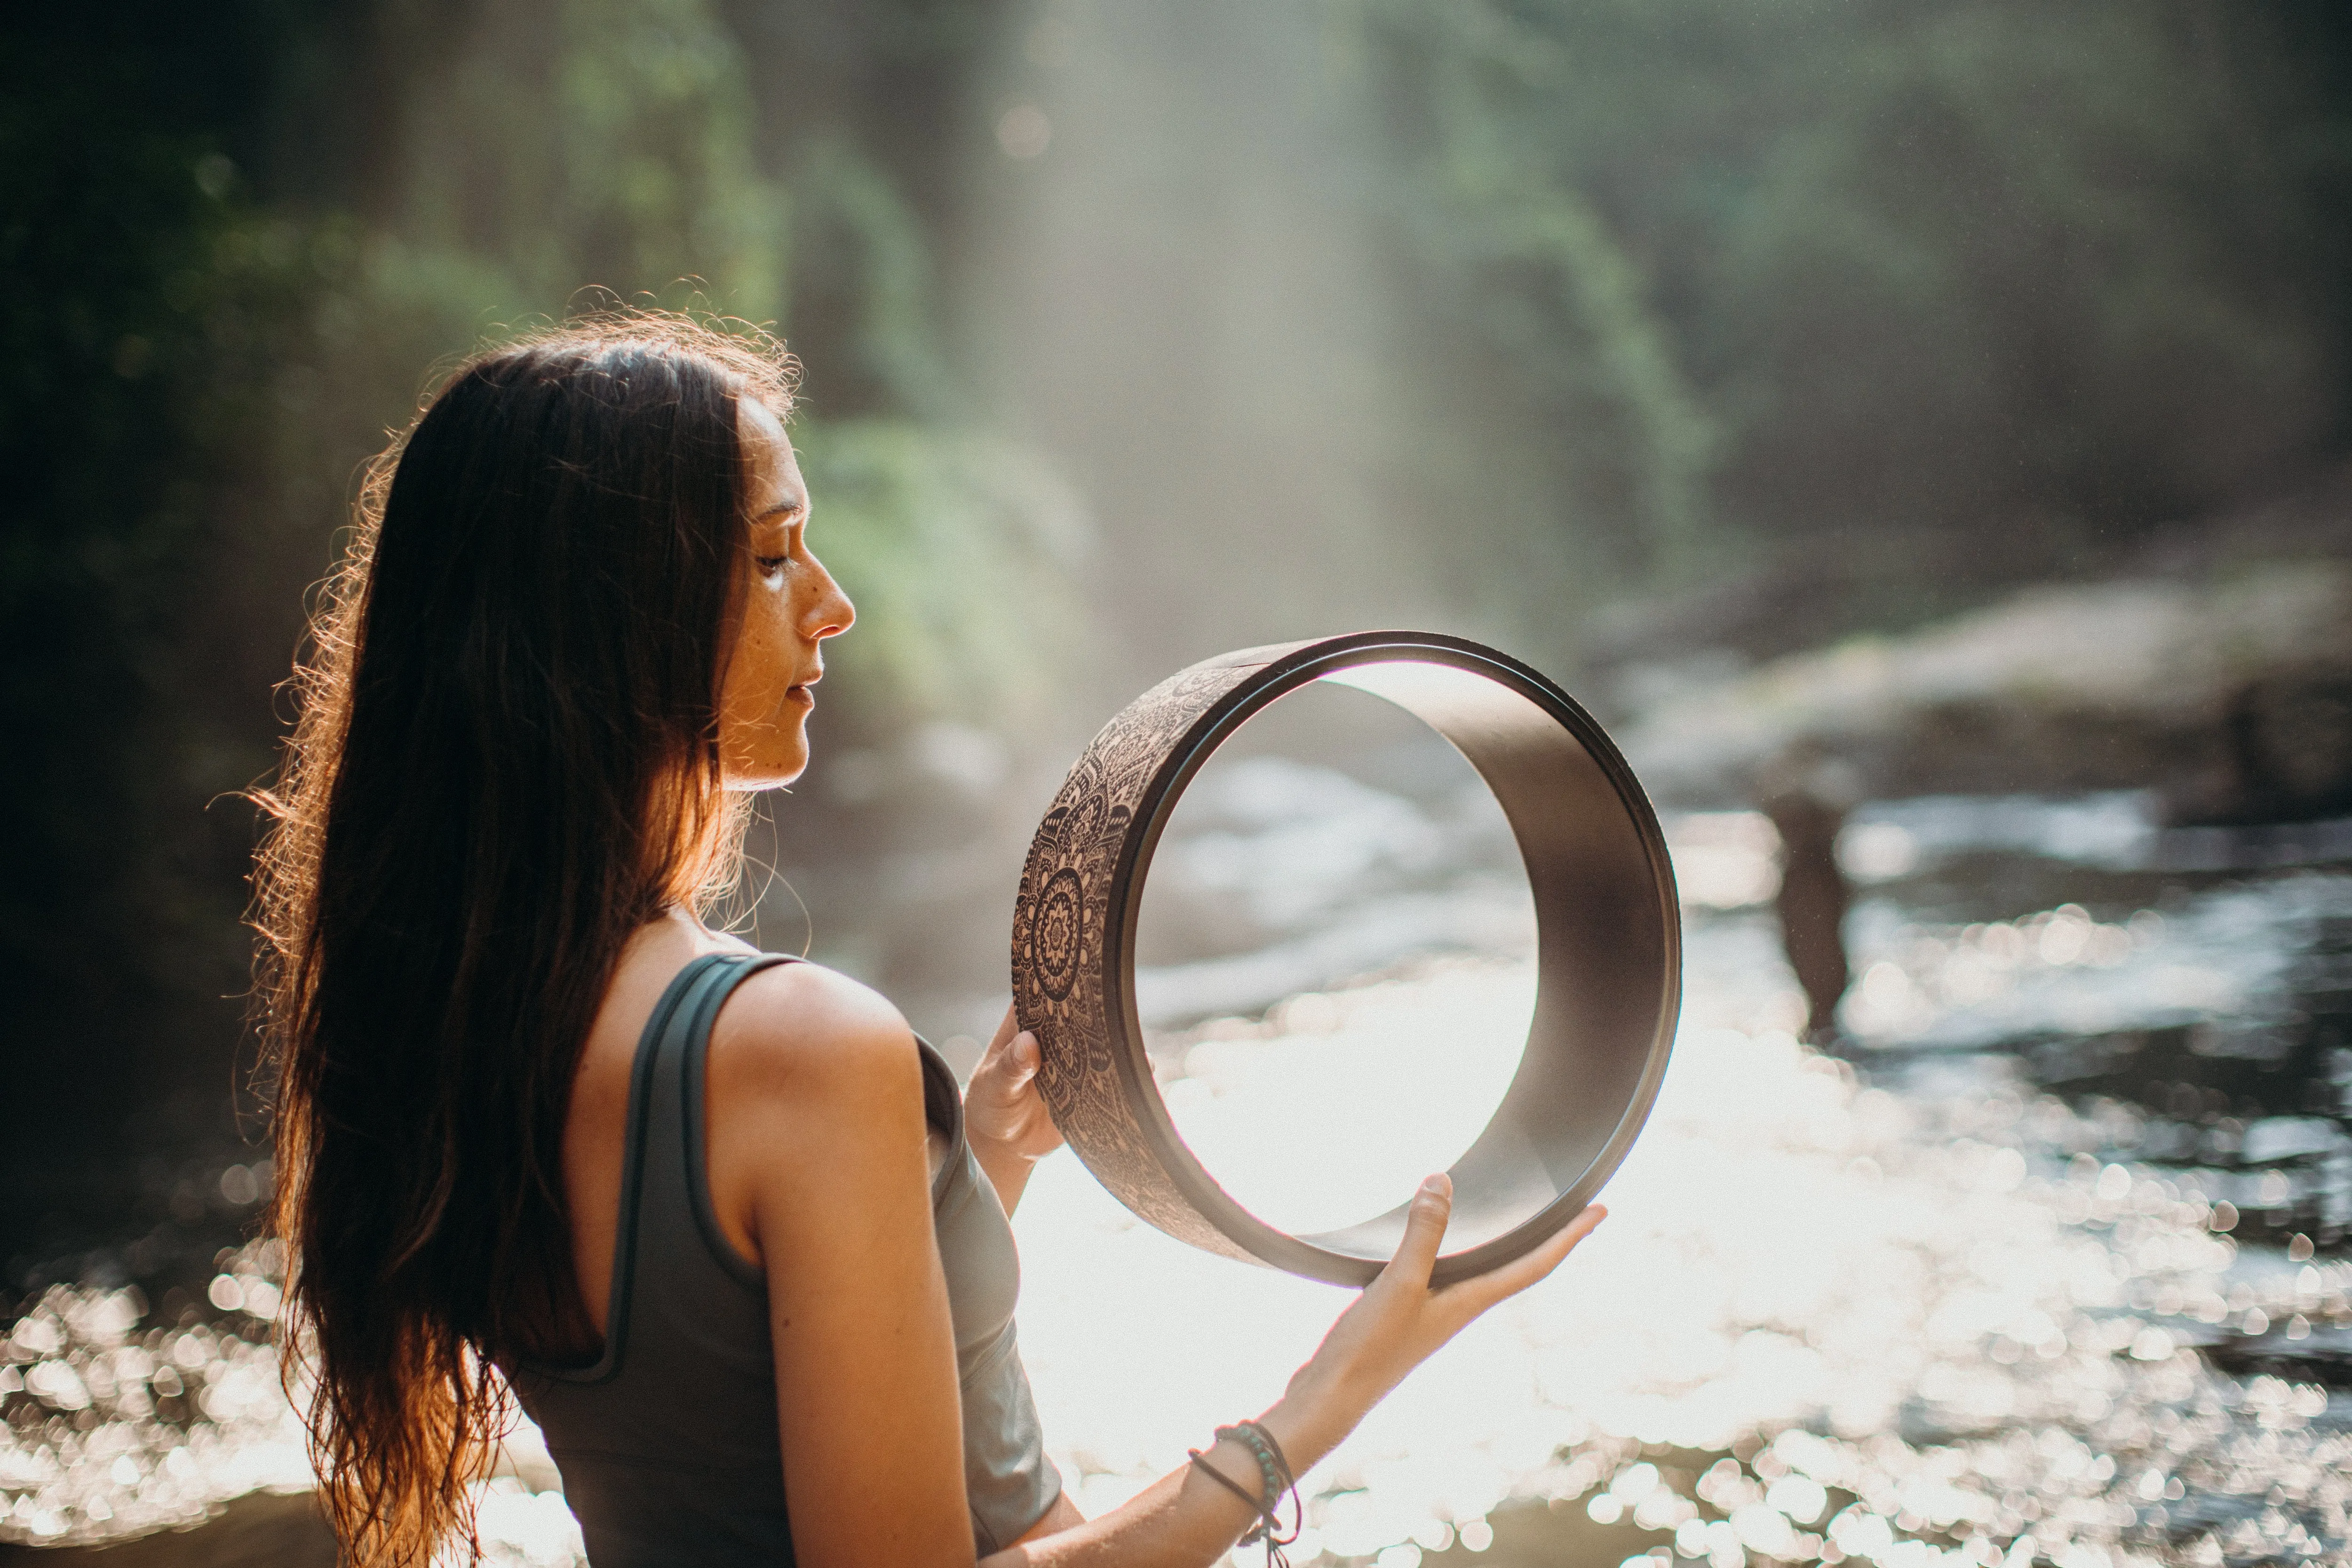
[
  {"xmin": 0, "ymin": 1492, "xmax": 335, "ymax": 1568},
  {"xmin": 1615, "ymin": 564, "xmax": 2352, "ymax": 824},
  {"xmin": 2241, "ymin": 1116, "xmax": 2347, "ymax": 1164},
  {"xmin": 2185, "ymin": 671, "xmax": 2352, "ymax": 825}
]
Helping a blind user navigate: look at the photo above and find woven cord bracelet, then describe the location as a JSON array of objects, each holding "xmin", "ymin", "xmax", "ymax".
[{"xmin": 1187, "ymin": 1449, "xmax": 1274, "ymax": 1536}]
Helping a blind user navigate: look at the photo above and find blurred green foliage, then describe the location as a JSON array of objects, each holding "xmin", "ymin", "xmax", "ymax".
[
  {"xmin": 388, "ymin": 0, "xmax": 787, "ymax": 320},
  {"xmin": 1347, "ymin": 0, "xmax": 2352, "ymax": 641}
]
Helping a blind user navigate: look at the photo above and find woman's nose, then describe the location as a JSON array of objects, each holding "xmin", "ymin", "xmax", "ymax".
[{"xmin": 803, "ymin": 552, "xmax": 854, "ymax": 639}]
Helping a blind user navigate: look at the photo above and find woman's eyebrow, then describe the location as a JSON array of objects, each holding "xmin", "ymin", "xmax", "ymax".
[{"xmin": 755, "ymin": 493, "xmax": 807, "ymax": 521}]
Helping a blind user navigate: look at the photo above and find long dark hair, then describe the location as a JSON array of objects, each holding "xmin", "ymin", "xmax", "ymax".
[{"xmin": 251, "ymin": 313, "xmax": 796, "ymax": 1566}]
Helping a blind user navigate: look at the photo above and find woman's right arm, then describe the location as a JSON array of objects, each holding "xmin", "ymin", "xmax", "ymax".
[
  {"xmin": 715, "ymin": 965, "xmax": 977, "ymax": 1566},
  {"xmin": 978, "ymin": 1178, "xmax": 1605, "ymax": 1568}
]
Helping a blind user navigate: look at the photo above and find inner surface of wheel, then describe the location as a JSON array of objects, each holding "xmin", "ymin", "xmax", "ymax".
[{"xmin": 1011, "ymin": 632, "xmax": 1681, "ymax": 1287}]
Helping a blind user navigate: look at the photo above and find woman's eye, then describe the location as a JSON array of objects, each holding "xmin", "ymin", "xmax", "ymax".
[{"xmin": 756, "ymin": 554, "xmax": 789, "ymax": 575}]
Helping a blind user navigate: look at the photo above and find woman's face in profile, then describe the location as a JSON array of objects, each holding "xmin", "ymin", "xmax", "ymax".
[{"xmin": 719, "ymin": 397, "xmax": 854, "ymax": 789}]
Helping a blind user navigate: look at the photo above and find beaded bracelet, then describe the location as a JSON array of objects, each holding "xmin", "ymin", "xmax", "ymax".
[{"xmin": 1187, "ymin": 1419, "xmax": 1299, "ymax": 1567}]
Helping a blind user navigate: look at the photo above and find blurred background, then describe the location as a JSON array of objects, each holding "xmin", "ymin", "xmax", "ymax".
[{"xmin": 7, "ymin": 1, "xmax": 2352, "ymax": 1564}]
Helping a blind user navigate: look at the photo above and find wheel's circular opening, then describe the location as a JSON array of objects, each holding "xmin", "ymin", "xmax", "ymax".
[{"xmin": 1133, "ymin": 677, "xmax": 1537, "ymax": 1239}]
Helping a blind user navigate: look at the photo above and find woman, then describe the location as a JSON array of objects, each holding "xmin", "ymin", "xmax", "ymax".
[{"xmin": 253, "ymin": 313, "xmax": 1603, "ymax": 1568}]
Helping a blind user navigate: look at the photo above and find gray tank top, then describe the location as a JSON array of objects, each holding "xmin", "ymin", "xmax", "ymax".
[{"xmin": 509, "ymin": 953, "xmax": 1063, "ymax": 1563}]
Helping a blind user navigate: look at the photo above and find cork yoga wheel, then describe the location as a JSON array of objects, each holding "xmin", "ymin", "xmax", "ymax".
[{"xmin": 1010, "ymin": 632, "xmax": 1682, "ymax": 1287}]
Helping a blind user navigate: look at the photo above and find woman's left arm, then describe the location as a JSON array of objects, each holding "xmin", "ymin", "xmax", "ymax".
[{"xmin": 963, "ymin": 1006, "xmax": 1063, "ymax": 1216}]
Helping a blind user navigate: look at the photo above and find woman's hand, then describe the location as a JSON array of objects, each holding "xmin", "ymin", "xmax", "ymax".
[
  {"xmin": 982, "ymin": 1173, "xmax": 1605, "ymax": 1566},
  {"xmin": 964, "ymin": 1004, "xmax": 1064, "ymax": 1215},
  {"xmin": 1276, "ymin": 1175, "xmax": 1605, "ymax": 1450}
]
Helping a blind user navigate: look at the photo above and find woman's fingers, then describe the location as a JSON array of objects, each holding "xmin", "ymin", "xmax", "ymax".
[
  {"xmin": 1445, "ymin": 1203, "xmax": 1605, "ymax": 1313},
  {"xmin": 966, "ymin": 1028, "xmax": 1062, "ymax": 1160},
  {"xmin": 1311, "ymin": 1186, "xmax": 1597, "ymax": 1411}
]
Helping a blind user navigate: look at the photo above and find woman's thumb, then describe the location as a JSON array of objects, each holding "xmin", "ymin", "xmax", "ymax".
[
  {"xmin": 1391, "ymin": 1173, "xmax": 1453, "ymax": 1281},
  {"xmin": 983, "ymin": 1029, "xmax": 1039, "ymax": 1089}
]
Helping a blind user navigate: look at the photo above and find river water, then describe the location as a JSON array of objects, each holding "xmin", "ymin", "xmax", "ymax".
[{"xmin": 6, "ymin": 761, "xmax": 2352, "ymax": 1568}]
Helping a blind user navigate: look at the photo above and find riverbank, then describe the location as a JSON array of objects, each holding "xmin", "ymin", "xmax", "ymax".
[
  {"xmin": 1598, "ymin": 461, "xmax": 2352, "ymax": 826},
  {"xmin": 0, "ymin": 1494, "xmax": 330, "ymax": 1568}
]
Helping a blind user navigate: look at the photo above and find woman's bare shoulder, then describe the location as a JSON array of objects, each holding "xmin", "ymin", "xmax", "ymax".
[
  {"xmin": 702, "ymin": 958, "xmax": 932, "ymax": 1267},
  {"xmin": 710, "ymin": 957, "xmax": 922, "ymax": 1113}
]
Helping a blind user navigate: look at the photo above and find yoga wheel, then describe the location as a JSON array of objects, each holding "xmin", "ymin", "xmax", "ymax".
[{"xmin": 1010, "ymin": 632, "xmax": 1681, "ymax": 1286}]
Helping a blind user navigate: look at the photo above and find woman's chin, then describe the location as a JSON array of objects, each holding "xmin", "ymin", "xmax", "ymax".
[
  {"xmin": 725, "ymin": 762, "xmax": 806, "ymax": 792},
  {"xmin": 720, "ymin": 716, "xmax": 811, "ymax": 791},
  {"xmin": 722, "ymin": 746, "xmax": 809, "ymax": 792}
]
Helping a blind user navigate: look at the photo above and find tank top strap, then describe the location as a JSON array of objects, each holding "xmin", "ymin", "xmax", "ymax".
[
  {"xmin": 575, "ymin": 951, "xmax": 793, "ymax": 1387},
  {"xmin": 646, "ymin": 951, "xmax": 795, "ymax": 1291}
]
